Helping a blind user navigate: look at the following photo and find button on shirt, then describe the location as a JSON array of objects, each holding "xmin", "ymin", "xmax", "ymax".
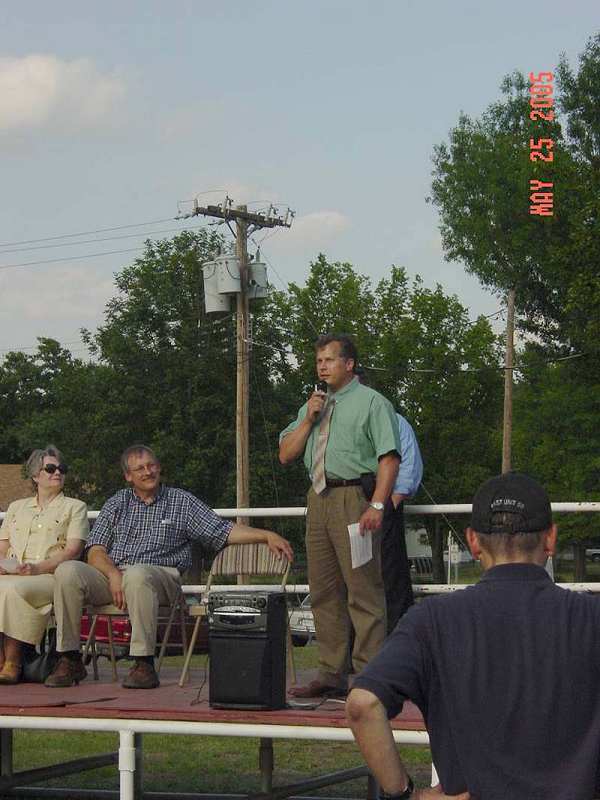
[
  {"xmin": 87, "ymin": 485, "xmax": 233, "ymax": 573},
  {"xmin": 279, "ymin": 377, "xmax": 401, "ymax": 480}
]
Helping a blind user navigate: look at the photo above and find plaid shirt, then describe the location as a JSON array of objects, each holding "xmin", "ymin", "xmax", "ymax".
[{"xmin": 87, "ymin": 485, "xmax": 233, "ymax": 573}]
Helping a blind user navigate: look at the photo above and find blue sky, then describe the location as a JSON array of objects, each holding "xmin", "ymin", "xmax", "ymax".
[{"xmin": 0, "ymin": 1, "xmax": 597, "ymax": 357}]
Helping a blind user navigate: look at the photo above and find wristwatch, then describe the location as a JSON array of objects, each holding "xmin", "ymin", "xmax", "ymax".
[
  {"xmin": 378, "ymin": 776, "xmax": 414, "ymax": 799},
  {"xmin": 369, "ymin": 501, "xmax": 385, "ymax": 511}
]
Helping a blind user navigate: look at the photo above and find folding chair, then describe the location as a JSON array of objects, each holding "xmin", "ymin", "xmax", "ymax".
[
  {"xmin": 178, "ymin": 542, "xmax": 294, "ymax": 687},
  {"xmin": 83, "ymin": 587, "xmax": 187, "ymax": 681}
]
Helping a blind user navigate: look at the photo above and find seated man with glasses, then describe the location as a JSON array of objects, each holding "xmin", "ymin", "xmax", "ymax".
[{"xmin": 45, "ymin": 444, "xmax": 293, "ymax": 689}]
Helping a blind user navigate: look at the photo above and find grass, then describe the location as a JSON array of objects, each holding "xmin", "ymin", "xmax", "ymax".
[{"xmin": 9, "ymin": 645, "xmax": 433, "ymax": 799}]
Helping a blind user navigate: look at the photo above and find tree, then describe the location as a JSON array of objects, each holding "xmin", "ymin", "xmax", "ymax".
[
  {"xmin": 0, "ymin": 338, "xmax": 82, "ymax": 463},
  {"xmin": 555, "ymin": 35, "xmax": 600, "ymax": 360},
  {"xmin": 429, "ymin": 35, "xmax": 600, "ymax": 360},
  {"xmin": 79, "ymin": 229, "xmax": 242, "ymax": 506},
  {"xmin": 429, "ymin": 34, "xmax": 600, "ymax": 569},
  {"xmin": 513, "ymin": 348, "xmax": 600, "ymax": 579}
]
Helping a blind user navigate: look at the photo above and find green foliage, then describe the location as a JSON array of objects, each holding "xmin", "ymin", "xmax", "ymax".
[
  {"xmin": 513, "ymin": 348, "xmax": 600, "ymax": 544},
  {"xmin": 429, "ymin": 35, "xmax": 600, "ymax": 359},
  {"xmin": 428, "ymin": 33, "xmax": 600, "ymax": 556}
]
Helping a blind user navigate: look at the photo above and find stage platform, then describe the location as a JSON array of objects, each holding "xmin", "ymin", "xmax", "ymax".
[{"xmin": 0, "ymin": 662, "xmax": 428, "ymax": 800}]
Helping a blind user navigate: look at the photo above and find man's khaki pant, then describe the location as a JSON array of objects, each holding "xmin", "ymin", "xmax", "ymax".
[
  {"xmin": 53, "ymin": 561, "xmax": 181, "ymax": 656},
  {"xmin": 306, "ymin": 485, "xmax": 386, "ymax": 687}
]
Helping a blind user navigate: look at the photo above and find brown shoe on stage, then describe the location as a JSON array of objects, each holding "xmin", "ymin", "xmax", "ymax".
[
  {"xmin": 0, "ymin": 661, "xmax": 22, "ymax": 685},
  {"xmin": 288, "ymin": 679, "xmax": 347, "ymax": 699},
  {"xmin": 45, "ymin": 656, "xmax": 87, "ymax": 688},
  {"xmin": 122, "ymin": 660, "xmax": 160, "ymax": 690}
]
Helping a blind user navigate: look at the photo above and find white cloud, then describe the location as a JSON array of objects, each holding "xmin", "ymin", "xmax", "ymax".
[
  {"xmin": 0, "ymin": 54, "xmax": 126, "ymax": 134},
  {"xmin": 288, "ymin": 210, "xmax": 349, "ymax": 244},
  {"xmin": 0, "ymin": 264, "xmax": 116, "ymax": 354}
]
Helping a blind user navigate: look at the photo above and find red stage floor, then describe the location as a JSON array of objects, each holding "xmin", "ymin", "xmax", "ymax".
[{"xmin": 0, "ymin": 662, "xmax": 425, "ymax": 732}]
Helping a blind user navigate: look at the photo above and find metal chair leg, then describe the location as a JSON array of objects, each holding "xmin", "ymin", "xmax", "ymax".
[
  {"xmin": 87, "ymin": 615, "xmax": 100, "ymax": 681},
  {"xmin": 179, "ymin": 596, "xmax": 188, "ymax": 657},
  {"xmin": 178, "ymin": 617, "xmax": 202, "ymax": 687},
  {"xmin": 157, "ymin": 594, "xmax": 180, "ymax": 673},
  {"xmin": 106, "ymin": 618, "xmax": 118, "ymax": 682},
  {"xmin": 286, "ymin": 622, "xmax": 296, "ymax": 684}
]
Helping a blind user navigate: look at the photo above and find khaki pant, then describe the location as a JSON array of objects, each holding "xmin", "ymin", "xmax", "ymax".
[
  {"xmin": 0, "ymin": 574, "xmax": 55, "ymax": 645},
  {"xmin": 53, "ymin": 561, "xmax": 181, "ymax": 656},
  {"xmin": 306, "ymin": 485, "xmax": 386, "ymax": 687}
]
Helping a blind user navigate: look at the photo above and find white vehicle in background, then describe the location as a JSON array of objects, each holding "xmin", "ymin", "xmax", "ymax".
[{"xmin": 289, "ymin": 594, "xmax": 315, "ymax": 646}]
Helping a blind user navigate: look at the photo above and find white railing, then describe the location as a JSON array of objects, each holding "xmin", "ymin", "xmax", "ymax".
[
  {"xmin": 1, "ymin": 501, "xmax": 599, "ymax": 592},
  {"xmin": 2, "ymin": 500, "xmax": 599, "ymax": 523}
]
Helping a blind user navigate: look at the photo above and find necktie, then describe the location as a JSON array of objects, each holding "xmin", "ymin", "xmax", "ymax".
[{"xmin": 311, "ymin": 398, "xmax": 335, "ymax": 495}]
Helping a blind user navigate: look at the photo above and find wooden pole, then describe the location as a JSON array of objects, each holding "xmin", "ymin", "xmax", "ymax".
[
  {"xmin": 502, "ymin": 288, "xmax": 515, "ymax": 473},
  {"xmin": 235, "ymin": 208, "xmax": 250, "ymax": 526}
]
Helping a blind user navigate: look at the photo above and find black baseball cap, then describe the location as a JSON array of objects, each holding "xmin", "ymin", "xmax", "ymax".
[{"xmin": 471, "ymin": 472, "xmax": 552, "ymax": 534}]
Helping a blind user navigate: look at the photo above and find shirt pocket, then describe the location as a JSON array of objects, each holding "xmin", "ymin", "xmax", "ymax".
[
  {"xmin": 331, "ymin": 408, "xmax": 371, "ymax": 454},
  {"xmin": 45, "ymin": 515, "xmax": 70, "ymax": 550}
]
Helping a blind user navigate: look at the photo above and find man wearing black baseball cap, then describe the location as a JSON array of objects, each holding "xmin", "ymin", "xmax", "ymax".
[{"xmin": 346, "ymin": 472, "xmax": 600, "ymax": 799}]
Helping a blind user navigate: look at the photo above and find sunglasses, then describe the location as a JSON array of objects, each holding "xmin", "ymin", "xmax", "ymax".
[{"xmin": 42, "ymin": 464, "xmax": 68, "ymax": 475}]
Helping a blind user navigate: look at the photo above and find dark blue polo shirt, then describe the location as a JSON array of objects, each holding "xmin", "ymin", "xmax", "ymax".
[{"xmin": 353, "ymin": 563, "xmax": 600, "ymax": 799}]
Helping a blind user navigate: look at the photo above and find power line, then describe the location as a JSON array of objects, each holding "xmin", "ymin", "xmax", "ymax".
[
  {"xmin": 0, "ymin": 246, "xmax": 143, "ymax": 272},
  {"xmin": 0, "ymin": 218, "xmax": 178, "ymax": 249},
  {"xmin": 0, "ymin": 224, "xmax": 205, "ymax": 256},
  {"xmin": 0, "ymin": 338, "xmax": 85, "ymax": 354}
]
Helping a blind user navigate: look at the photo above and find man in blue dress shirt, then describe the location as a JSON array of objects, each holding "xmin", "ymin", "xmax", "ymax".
[
  {"xmin": 355, "ymin": 369, "xmax": 423, "ymax": 633},
  {"xmin": 383, "ymin": 412, "xmax": 423, "ymax": 633}
]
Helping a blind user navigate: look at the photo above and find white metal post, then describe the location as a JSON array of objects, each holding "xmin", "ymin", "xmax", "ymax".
[{"xmin": 119, "ymin": 729, "xmax": 136, "ymax": 800}]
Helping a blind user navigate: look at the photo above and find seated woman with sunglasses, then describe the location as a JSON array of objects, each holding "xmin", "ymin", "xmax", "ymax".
[{"xmin": 0, "ymin": 445, "xmax": 89, "ymax": 684}]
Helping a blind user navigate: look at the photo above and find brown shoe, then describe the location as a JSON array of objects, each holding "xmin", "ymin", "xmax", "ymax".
[
  {"xmin": 45, "ymin": 656, "xmax": 87, "ymax": 687},
  {"xmin": 0, "ymin": 661, "xmax": 22, "ymax": 685},
  {"xmin": 288, "ymin": 679, "xmax": 346, "ymax": 699},
  {"xmin": 122, "ymin": 661, "xmax": 159, "ymax": 690}
]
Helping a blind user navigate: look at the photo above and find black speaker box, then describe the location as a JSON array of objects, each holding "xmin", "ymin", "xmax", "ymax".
[{"xmin": 208, "ymin": 591, "xmax": 287, "ymax": 710}]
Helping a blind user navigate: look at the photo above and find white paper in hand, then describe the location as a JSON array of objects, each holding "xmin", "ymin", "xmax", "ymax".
[
  {"xmin": 348, "ymin": 523, "xmax": 372, "ymax": 569},
  {"xmin": 0, "ymin": 558, "xmax": 20, "ymax": 574}
]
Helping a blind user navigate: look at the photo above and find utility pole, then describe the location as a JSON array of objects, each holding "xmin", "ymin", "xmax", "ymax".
[
  {"xmin": 502, "ymin": 288, "xmax": 516, "ymax": 473},
  {"xmin": 235, "ymin": 210, "xmax": 250, "ymax": 524},
  {"xmin": 177, "ymin": 198, "xmax": 293, "ymax": 523}
]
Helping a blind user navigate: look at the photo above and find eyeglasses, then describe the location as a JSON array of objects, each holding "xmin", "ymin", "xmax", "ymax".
[
  {"xmin": 42, "ymin": 464, "xmax": 68, "ymax": 475},
  {"xmin": 130, "ymin": 463, "xmax": 158, "ymax": 474}
]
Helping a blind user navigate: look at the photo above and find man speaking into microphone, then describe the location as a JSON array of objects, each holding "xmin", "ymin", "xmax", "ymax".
[{"xmin": 279, "ymin": 334, "xmax": 400, "ymax": 698}]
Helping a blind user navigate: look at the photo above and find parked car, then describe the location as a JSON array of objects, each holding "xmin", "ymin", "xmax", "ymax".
[
  {"xmin": 289, "ymin": 594, "xmax": 315, "ymax": 646},
  {"xmin": 556, "ymin": 548, "xmax": 600, "ymax": 562},
  {"xmin": 80, "ymin": 599, "xmax": 208, "ymax": 660}
]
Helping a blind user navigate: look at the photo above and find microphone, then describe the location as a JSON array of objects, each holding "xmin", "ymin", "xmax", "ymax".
[{"xmin": 315, "ymin": 380, "xmax": 328, "ymax": 393}]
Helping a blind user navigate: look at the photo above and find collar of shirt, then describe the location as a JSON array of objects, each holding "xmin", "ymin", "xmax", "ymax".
[
  {"xmin": 130, "ymin": 484, "xmax": 166, "ymax": 507},
  {"xmin": 24, "ymin": 492, "xmax": 65, "ymax": 511},
  {"xmin": 479, "ymin": 562, "xmax": 551, "ymax": 583},
  {"xmin": 329, "ymin": 375, "xmax": 359, "ymax": 401}
]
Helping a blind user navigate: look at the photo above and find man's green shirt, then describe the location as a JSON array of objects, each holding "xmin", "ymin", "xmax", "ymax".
[{"xmin": 279, "ymin": 377, "xmax": 401, "ymax": 480}]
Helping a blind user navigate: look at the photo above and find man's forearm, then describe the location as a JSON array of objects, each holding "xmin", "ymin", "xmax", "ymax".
[
  {"xmin": 279, "ymin": 417, "xmax": 313, "ymax": 465},
  {"xmin": 228, "ymin": 524, "xmax": 271, "ymax": 544},
  {"xmin": 372, "ymin": 454, "xmax": 400, "ymax": 505},
  {"xmin": 346, "ymin": 689, "xmax": 410, "ymax": 794},
  {"xmin": 87, "ymin": 546, "xmax": 120, "ymax": 579}
]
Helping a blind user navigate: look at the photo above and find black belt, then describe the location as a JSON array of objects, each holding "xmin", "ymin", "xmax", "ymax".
[{"xmin": 325, "ymin": 478, "xmax": 362, "ymax": 488}]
